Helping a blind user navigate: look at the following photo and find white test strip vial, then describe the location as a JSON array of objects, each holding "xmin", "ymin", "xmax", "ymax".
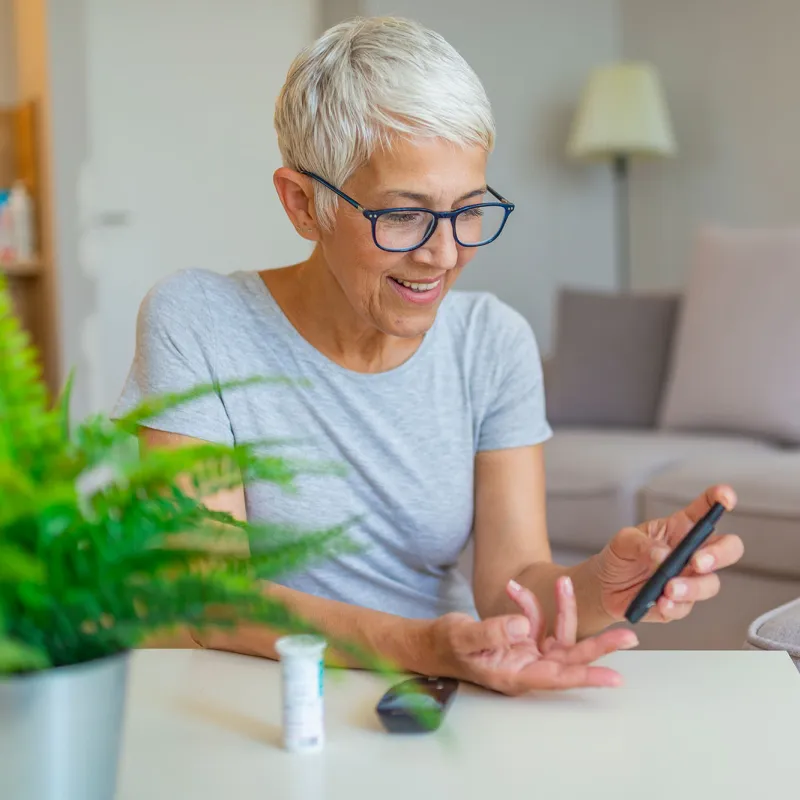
[{"xmin": 275, "ymin": 634, "xmax": 328, "ymax": 752}]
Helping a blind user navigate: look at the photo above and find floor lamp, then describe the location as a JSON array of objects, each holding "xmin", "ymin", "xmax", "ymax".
[{"xmin": 566, "ymin": 62, "xmax": 676, "ymax": 291}]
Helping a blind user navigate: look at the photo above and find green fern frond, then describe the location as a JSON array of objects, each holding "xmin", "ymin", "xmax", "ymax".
[
  {"xmin": 0, "ymin": 276, "xmax": 62, "ymax": 474},
  {"xmin": 125, "ymin": 440, "xmax": 296, "ymax": 489},
  {"xmin": 54, "ymin": 367, "xmax": 76, "ymax": 441},
  {"xmin": 0, "ymin": 637, "xmax": 50, "ymax": 672},
  {"xmin": 0, "ymin": 459, "xmax": 36, "ymax": 501},
  {"xmin": 0, "ymin": 543, "xmax": 44, "ymax": 583},
  {"xmin": 113, "ymin": 376, "xmax": 303, "ymax": 434},
  {"xmin": 0, "ymin": 276, "xmax": 366, "ymax": 677}
]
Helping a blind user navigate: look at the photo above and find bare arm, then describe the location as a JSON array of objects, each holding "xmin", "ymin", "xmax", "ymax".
[
  {"xmin": 471, "ymin": 444, "xmax": 615, "ymax": 639},
  {"xmin": 138, "ymin": 428, "xmax": 437, "ymax": 674}
]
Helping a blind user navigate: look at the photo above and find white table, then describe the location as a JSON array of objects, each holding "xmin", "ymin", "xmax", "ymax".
[{"xmin": 117, "ymin": 648, "xmax": 800, "ymax": 798}]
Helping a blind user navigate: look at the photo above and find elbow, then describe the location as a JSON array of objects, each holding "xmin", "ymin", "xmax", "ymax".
[{"xmin": 472, "ymin": 584, "xmax": 510, "ymax": 620}]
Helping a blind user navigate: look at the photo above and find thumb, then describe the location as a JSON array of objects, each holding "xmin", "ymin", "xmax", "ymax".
[
  {"xmin": 609, "ymin": 526, "xmax": 669, "ymax": 566},
  {"xmin": 455, "ymin": 614, "xmax": 531, "ymax": 654}
]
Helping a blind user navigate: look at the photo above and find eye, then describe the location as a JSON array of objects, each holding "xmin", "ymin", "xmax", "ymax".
[
  {"xmin": 383, "ymin": 212, "xmax": 426, "ymax": 225},
  {"xmin": 459, "ymin": 207, "xmax": 484, "ymax": 219}
]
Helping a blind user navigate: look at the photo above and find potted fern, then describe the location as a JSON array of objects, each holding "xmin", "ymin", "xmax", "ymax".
[{"xmin": 0, "ymin": 276, "xmax": 352, "ymax": 800}]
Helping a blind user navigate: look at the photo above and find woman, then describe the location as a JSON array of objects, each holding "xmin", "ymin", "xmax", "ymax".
[{"xmin": 115, "ymin": 16, "xmax": 742, "ymax": 695}]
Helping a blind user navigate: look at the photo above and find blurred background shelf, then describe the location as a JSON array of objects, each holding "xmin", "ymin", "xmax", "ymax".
[
  {"xmin": 1, "ymin": 258, "xmax": 42, "ymax": 277},
  {"xmin": 1, "ymin": 98, "xmax": 58, "ymax": 398}
]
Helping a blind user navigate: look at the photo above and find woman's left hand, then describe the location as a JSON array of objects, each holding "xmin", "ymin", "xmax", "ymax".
[{"xmin": 594, "ymin": 484, "xmax": 742, "ymax": 623}]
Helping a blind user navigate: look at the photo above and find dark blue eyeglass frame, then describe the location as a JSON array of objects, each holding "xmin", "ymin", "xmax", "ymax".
[{"xmin": 300, "ymin": 170, "xmax": 515, "ymax": 253}]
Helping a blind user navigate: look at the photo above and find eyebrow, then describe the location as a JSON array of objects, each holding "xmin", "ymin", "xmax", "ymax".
[{"xmin": 380, "ymin": 187, "xmax": 487, "ymax": 206}]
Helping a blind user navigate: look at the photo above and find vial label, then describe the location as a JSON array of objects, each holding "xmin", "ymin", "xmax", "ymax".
[{"xmin": 281, "ymin": 657, "xmax": 324, "ymax": 752}]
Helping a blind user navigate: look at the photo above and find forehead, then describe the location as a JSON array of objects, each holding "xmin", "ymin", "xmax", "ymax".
[{"xmin": 351, "ymin": 137, "xmax": 488, "ymax": 201}]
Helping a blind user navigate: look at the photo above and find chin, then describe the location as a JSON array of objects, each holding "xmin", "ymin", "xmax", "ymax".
[
  {"xmin": 376, "ymin": 276, "xmax": 452, "ymax": 337},
  {"xmin": 380, "ymin": 308, "xmax": 438, "ymax": 339}
]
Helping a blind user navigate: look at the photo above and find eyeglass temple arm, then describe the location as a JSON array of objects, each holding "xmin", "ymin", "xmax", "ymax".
[
  {"xmin": 304, "ymin": 170, "xmax": 511, "ymax": 211},
  {"xmin": 300, "ymin": 170, "xmax": 366, "ymax": 212},
  {"xmin": 487, "ymin": 185, "xmax": 512, "ymax": 205}
]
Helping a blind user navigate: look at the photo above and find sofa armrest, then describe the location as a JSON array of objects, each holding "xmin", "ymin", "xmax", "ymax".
[{"xmin": 744, "ymin": 597, "xmax": 800, "ymax": 672}]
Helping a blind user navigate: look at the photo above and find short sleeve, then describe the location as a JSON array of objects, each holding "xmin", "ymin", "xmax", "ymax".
[
  {"xmin": 112, "ymin": 270, "xmax": 234, "ymax": 445},
  {"xmin": 476, "ymin": 303, "xmax": 553, "ymax": 452}
]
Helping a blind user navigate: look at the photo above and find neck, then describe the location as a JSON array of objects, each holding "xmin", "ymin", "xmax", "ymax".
[{"xmin": 259, "ymin": 248, "xmax": 424, "ymax": 373}]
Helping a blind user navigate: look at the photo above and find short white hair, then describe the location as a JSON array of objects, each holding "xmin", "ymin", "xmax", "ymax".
[{"xmin": 274, "ymin": 16, "xmax": 495, "ymax": 229}]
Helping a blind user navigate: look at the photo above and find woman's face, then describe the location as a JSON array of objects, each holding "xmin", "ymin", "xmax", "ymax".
[{"xmin": 317, "ymin": 138, "xmax": 489, "ymax": 339}]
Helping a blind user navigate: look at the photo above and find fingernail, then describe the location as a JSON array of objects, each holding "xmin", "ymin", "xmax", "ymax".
[
  {"xmin": 562, "ymin": 576, "xmax": 574, "ymax": 596},
  {"xmin": 663, "ymin": 599, "xmax": 675, "ymax": 612},
  {"xmin": 651, "ymin": 547, "xmax": 669, "ymax": 565},
  {"xmin": 508, "ymin": 579, "xmax": 522, "ymax": 593},
  {"xmin": 671, "ymin": 580, "xmax": 687, "ymax": 599},
  {"xmin": 695, "ymin": 554, "xmax": 714, "ymax": 572},
  {"xmin": 507, "ymin": 618, "xmax": 529, "ymax": 639},
  {"xmin": 622, "ymin": 634, "xmax": 639, "ymax": 649}
]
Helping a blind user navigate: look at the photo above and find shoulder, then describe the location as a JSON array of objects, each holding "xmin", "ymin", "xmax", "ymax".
[
  {"xmin": 440, "ymin": 292, "xmax": 551, "ymax": 451},
  {"xmin": 137, "ymin": 268, "xmax": 257, "ymax": 331},
  {"xmin": 139, "ymin": 268, "xmax": 247, "ymax": 315},
  {"xmin": 439, "ymin": 289, "xmax": 539, "ymax": 352},
  {"xmin": 436, "ymin": 290, "xmax": 545, "ymax": 402}
]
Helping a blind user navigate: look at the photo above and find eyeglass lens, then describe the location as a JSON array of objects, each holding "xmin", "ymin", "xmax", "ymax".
[{"xmin": 375, "ymin": 203, "xmax": 506, "ymax": 250}]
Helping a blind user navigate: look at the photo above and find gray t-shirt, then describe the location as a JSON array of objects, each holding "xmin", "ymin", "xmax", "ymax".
[{"xmin": 114, "ymin": 269, "xmax": 552, "ymax": 619}]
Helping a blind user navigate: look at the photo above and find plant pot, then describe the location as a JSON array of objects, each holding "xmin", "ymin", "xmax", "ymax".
[{"xmin": 0, "ymin": 650, "xmax": 130, "ymax": 800}]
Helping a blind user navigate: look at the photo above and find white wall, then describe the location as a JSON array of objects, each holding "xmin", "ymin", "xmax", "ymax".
[
  {"xmin": 46, "ymin": 0, "xmax": 93, "ymax": 417},
  {"xmin": 623, "ymin": 0, "xmax": 800, "ymax": 289},
  {"xmin": 320, "ymin": 0, "xmax": 361, "ymax": 32},
  {"xmin": 46, "ymin": 0, "xmax": 319, "ymax": 418},
  {"xmin": 362, "ymin": 0, "xmax": 620, "ymax": 351},
  {"xmin": 41, "ymin": 0, "xmax": 800, "ymax": 415},
  {"xmin": 46, "ymin": 0, "xmax": 622, "ymax": 418},
  {"xmin": 0, "ymin": 0, "xmax": 16, "ymax": 105}
]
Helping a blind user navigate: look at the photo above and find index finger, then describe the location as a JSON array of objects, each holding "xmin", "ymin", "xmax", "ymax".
[
  {"xmin": 554, "ymin": 576, "xmax": 578, "ymax": 647},
  {"xmin": 677, "ymin": 484, "xmax": 737, "ymax": 525},
  {"xmin": 512, "ymin": 660, "xmax": 624, "ymax": 691},
  {"xmin": 506, "ymin": 579, "xmax": 546, "ymax": 645},
  {"xmin": 549, "ymin": 627, "xmax": 639, "ymax": 666}
]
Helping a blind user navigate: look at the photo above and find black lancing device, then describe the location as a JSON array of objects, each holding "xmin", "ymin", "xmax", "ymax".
[{"xmin": 624, "ymin": 502, "xmax": 726, "ymax": 624}]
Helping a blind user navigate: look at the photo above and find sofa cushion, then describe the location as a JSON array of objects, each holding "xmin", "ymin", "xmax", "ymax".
[
  {"xmin": 658, "ymin": 226, "xmax": 800, "ymax": 445},
  {"xmin": 744, "ymin": 597, "xmax": 800, "ymax": 672},
  {"xmin": 544, "ymin": 428, "xmax": 771, "ymax": 551},
  {"xmin": 545, "ymin": 288, "xmax": 680, "ymax": 428},
  {"xmin": 641, "ymin": 451, "xmax": 800, "ymax": 578}
]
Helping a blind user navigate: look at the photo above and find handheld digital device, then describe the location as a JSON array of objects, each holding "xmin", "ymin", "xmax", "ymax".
[
  {"xmin": 376, "ymin": 676, "xmax": 459, "ymax": 733},
  {"xmin": 624, "ymin": 502, "xmax": 726, "ymax": 624}
]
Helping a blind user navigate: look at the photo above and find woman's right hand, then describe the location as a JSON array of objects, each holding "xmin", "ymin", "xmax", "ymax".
[{"xmin": 428, "ymin": 576, "xmax": 638, "ymax": 696}]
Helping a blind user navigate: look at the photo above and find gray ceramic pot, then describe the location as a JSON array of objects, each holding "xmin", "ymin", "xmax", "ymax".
[{"xmin": 0, "ymin": 650, "xmax": 130, "ymax": 800}]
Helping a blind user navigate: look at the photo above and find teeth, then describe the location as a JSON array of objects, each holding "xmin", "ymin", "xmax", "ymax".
[{"xmin": 396, "ymin": 278, "xmax": 440, "ymax": 292}]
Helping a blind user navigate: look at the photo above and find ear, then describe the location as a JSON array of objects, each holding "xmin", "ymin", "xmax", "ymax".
[{"xmin": 273, "ymin": 167, "xmax": 319, "ymax": 241}]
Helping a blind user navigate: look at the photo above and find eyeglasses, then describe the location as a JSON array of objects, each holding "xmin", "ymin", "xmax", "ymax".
[{"xmin": 301, "ymin": 170, "xmax": 515, "ymax": 253}]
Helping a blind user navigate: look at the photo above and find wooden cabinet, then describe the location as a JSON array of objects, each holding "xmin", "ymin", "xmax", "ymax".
[{"xmin": 0, "ymin": 99, "xmax": 58, "ymax": 397}]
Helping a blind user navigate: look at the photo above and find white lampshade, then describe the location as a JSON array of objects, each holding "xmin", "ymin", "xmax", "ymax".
[{"xmin": 567, "ymin": 62, "xmax": 676, "ymax": 159}]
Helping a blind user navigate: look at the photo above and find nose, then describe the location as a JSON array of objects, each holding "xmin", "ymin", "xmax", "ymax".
[{"xmin": 412, "ymin": 216, "xmax": 459, "ymax": 270}]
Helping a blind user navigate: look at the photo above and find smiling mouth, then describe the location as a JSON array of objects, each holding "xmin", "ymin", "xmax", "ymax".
[{"xmin": 389, "ymin": 276, "xmax": 442, "ymax": 293}]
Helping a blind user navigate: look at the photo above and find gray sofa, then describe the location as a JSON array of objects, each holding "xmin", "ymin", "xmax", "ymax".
[
  {"xmin": 541, "ymin": 226, "xmax": 800, "ymax": 651},
  {"xmin": 745, "ymin": 597, "xmax": 800, "ymax": 672}
]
